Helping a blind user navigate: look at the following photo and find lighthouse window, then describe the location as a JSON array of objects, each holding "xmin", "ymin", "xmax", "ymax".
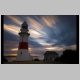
[{"xmin": 21, "ymin": 52, "xmax": 22, "ymax": 55}]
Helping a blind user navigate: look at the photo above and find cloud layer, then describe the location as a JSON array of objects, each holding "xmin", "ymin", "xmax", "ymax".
[{"xmin": 4, "ymin": 15, "xmax": 77, "ymax": 60}]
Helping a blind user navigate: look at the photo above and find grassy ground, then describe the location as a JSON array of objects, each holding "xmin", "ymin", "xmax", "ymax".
[{"xmin": 4, "ymin": 61, "xmax": 63, "ymax": 64}]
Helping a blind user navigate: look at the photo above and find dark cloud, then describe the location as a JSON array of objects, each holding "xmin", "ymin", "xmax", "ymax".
[
  {"xmin": 29, "ymin": 40, "xmax": 42, "ymax": 47},
  {"xmin": 44, "ymin": 15, "xmax": 76, "ymax": 46},
  {"xmin": 4, "ymin": 30, "xmax": 19, "ymax": 42}
]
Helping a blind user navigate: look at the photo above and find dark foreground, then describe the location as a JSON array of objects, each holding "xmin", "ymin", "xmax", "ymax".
[{"xmin": 4, "ymin": 61, "xmax": 64, "ymax": 64}]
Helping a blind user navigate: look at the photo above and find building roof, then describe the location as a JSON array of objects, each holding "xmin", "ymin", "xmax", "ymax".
[{"xmin": 44, "ymin": 51, "xmax": 58, "ymax": 55}]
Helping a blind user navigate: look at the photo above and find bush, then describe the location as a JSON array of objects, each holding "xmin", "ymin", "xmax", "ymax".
[
  {"xmin": 60, "ymin": 49, "xmax": 78, "ymax": 64},
  {"xmin": 43, "ymin": 59, "xmax": 45, "ymax": 61},
  {"xmin": 34, "ymin": 58, "xmax": 40, "ymax": 61},
  {"xmin": 54, "ymin": 57, "xmax": 60, "ymax": 62}
]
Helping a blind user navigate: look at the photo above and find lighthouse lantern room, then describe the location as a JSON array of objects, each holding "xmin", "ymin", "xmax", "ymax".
[{"xmin": 16, "ymin": 21, "xmax": 30, "ymax": 61}]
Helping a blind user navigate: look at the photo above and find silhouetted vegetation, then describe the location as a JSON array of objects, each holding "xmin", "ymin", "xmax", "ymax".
[
  {"xmin": 60, "ymin": 49, "xmax": 78, "ymax": 64},
  {"xmin": 3, "ymin": 57, "xmax": 8, "ymax": 62},
  {"xmin": 54, "ymin": 57, "xmax": 60, "ymax": 62},
  {"xmin": 54, "ymin": 49, "xmax": 79, "ymax": 64},
  {"xmin": 34, "ymin": 58, "xmax": 40, "ymax": 61}
]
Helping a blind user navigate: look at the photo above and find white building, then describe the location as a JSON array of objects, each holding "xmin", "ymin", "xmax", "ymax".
[
  {"xmin": 44, "ymin": 51, "xmax": 58, "ymax": 61},
  {"xmin": 16, "ymin": 21, "xmax": 31, "ymax": 61}
]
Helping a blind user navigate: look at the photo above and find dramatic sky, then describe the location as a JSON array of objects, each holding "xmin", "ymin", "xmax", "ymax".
[{"xmin": 4, "ymin": 15, "xmax": 76, "ymax": 60}]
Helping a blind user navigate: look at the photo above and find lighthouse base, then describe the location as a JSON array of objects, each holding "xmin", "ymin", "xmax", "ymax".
[{"xmin": 16, "ymin": 49, "xmax": 30, "ymax": 61}]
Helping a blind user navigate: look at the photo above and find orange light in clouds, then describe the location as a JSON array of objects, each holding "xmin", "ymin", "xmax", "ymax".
[
  {"xmin": 6, "ymin": 15, "xmax": 22, "ymax": 25},
  {"xmin": 45, "ymin": 47, "xmax": 58, "ymax": 50},
  {"xmin": 28, "ymin": 48, "xmax": 32, "ymax": 51},
  {"xmin": 40, "ymin": 43, "xmax": 52, "ymax": 46},
  {"xmin": 11, "ymin": 48, "xmax": 18, "ymax": 51},
  {"xmin": 4, "ymin": 24, "xmax": 20, "ymax": 36},
  {"xmin": 27, "ymin": 17, "xmax": 43, "ymax": 31},
  {"xmin": 4, "ymin": 54, "xmax": 17, "ymax": 56},
  {"xmin": 4, "ymin": 53, "xmax": 39, "ymax": 57},
  {"xmin": 42, "ymin": 17, "xmax": 51, "ymax": 26},
  {"xmin": 11, "ymin": 48, "xmax": 31, "ymax": 51},
  {"xmin": 41, "ymin": 16, "xmax": 58, "ymax": 27},
  {"xmin": 30, "ymin": 53, "xmax": 40, "ymax": 56},
  {"xmin": 70, "ymin": 45, "xmax": 76, "ymax": 50},
  {"xmin": 29, "ymin": 29, "xmax": 42, "ymax": 38},
  {"xmin": 45, "ymin": 47, "xmax": 65, "ymax": 51}
]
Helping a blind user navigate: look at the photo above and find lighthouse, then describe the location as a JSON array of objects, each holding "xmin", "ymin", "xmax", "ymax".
[{"xmin": 16, "ymin": 21, "xmax": 30, "ymax": 61}]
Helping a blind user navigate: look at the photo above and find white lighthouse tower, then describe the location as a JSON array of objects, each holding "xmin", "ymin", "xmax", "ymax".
[{"xmin": 16, "ymin": 21, "xmax": 30, "ymax": 61}]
